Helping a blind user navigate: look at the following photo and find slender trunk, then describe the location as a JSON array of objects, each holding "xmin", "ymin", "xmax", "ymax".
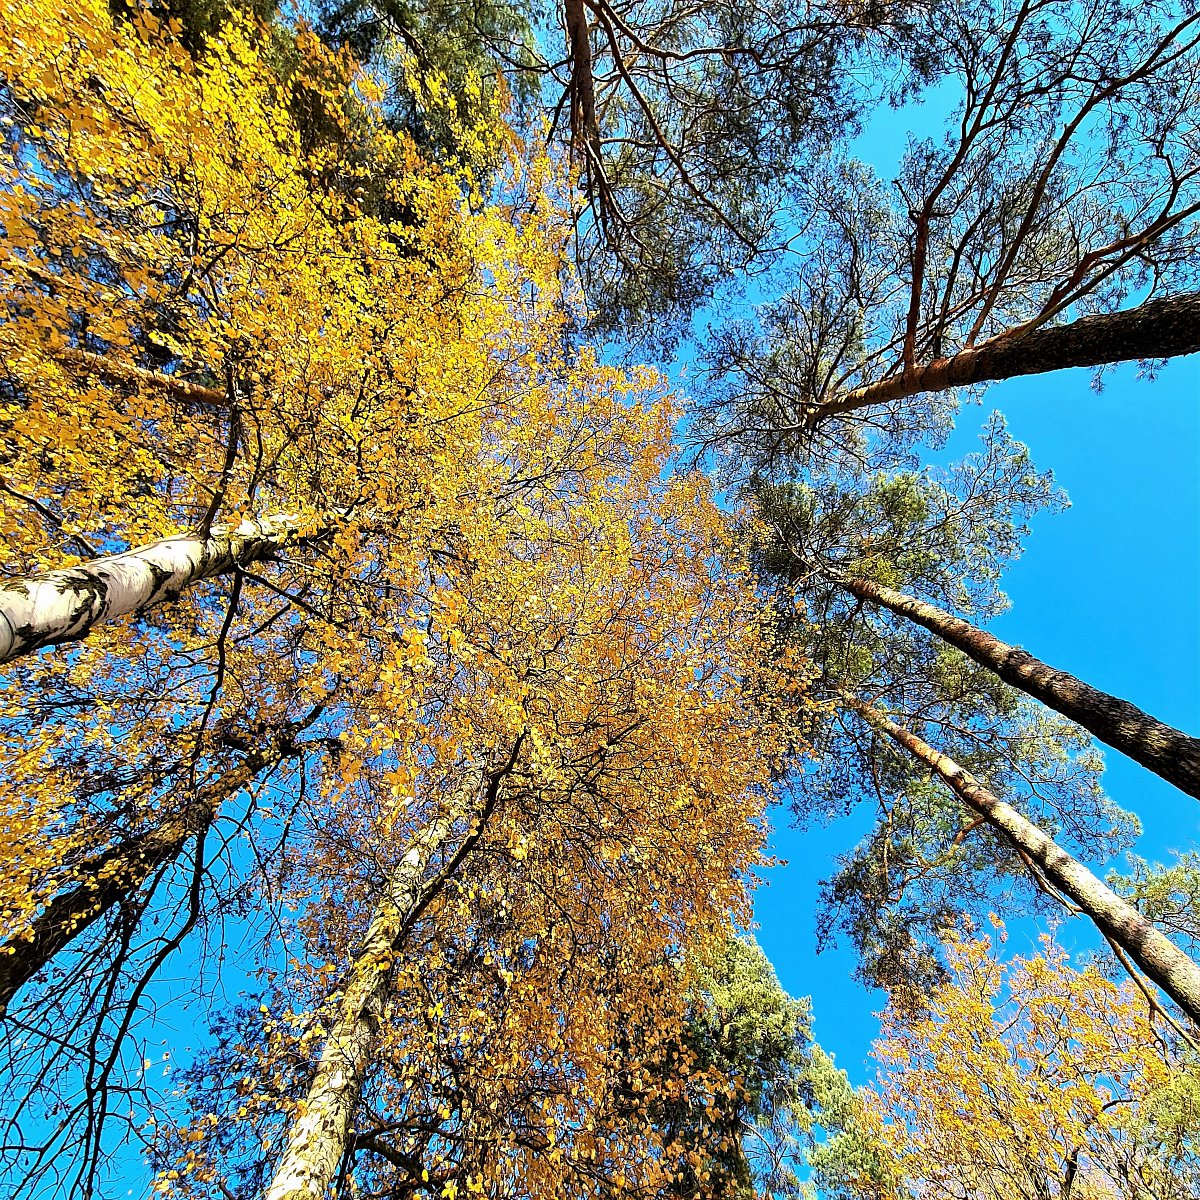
[
  {"xmin": 838, "ymin": 572, "xmax": 1200, "ymax": 799},
  {"xmin": 818, "ymin": 292, "xmax": 1200, "ymax": 421},
  {"xmin": 851, "ymin": 697, "xmax": 1200, "ymax": 1025},
  {"xmin": 0, "ymin": 513, "xmax": 316, "ymax": 664},
  {"xmin": 565, "ymin": 0, "xmax": 599, "ymax": 155},
  {"xmin": 56, "ymin": 346, "xmax": 226, "ymax": 408},
  {"xmin": 265, "ymin": 749, "xmax": 519, "ymax": 1200},
  {"xmin": 0, "ymin": 739, "xmax": 292, "ymax": 1013},
  {"xmin": 263, "ymin": 814, "xmax": 455, "ymax": 1200}
]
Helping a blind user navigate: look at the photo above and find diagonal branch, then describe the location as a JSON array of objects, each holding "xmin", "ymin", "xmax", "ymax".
[{"xmin": 813, "ymin": 291, "xmax": 1200, "ymax": 424}]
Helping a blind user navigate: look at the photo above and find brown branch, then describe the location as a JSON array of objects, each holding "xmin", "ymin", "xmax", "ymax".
[
  {"xmin": 0, "ymin": 478, "xmax": 98, "ymax": 558},
  {"xmin": 814, "ymin": 291, "xmax": 1200, "ymax": 422},
  {"xmin": 56, "ymin": 347, "xmax": 225, "ymax": 408}
]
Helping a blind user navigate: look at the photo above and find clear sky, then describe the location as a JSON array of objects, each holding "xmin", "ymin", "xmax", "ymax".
[{"xmin": 752, "ymin": 353, "xmax": 1200, "ymax": 1086}]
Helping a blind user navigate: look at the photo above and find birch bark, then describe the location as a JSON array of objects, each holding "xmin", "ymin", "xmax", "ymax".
[
  {"xmin": 262, "ymin": 814, "xmax": 455, "ymax": 1200},
  {"xmin": 838, "ymin": 572, "xmax": 1200, "ymax": 800},
  {"xmin": 0, "ymin": 514, "xmax": 314, "ymax": 664},
  {"xmin": 265, "ymin": 751, "xmax": 518, "ymax": 1199},
  {"xmin": 852, "ymin": 697, "xmax": 1200, "ymax": 1025}
]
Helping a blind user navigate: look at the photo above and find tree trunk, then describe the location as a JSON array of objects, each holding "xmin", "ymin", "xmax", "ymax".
[
  {"xmin": 0, "ymin": 513, "xmax": 315, "ymax": 664},
  {"xmin": 263, "ymin": 814, "xmax": 455, "ymax": 1200},
  {"xmin": 0, "ymin": 738, "xmax": 293, "ymax": 1013},
  {"xmin": 565, "ymin": 0, "xmax": 600, "ymax": 154},
  {"xmin": 819, "ymin": 292, "xmax": 1200, "ymax": 421},
  {"xmin": 264, "ymin": 749, "xmax": 519, "ymax": 1200},
  {"xmin": 851, "ymin": 697, "xmax": 1200, "ymax": 1025},
  {"xmin": 56, "ymin": 346, "xmax": 226, "ymax": 408},
  {"xmin": 837, "ymin": 572, "xmax": 1200, "ymax": 800}
]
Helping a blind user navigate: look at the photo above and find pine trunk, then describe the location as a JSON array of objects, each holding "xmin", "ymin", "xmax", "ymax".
[
  {"xmin": 0, "ymin": 740, "xmax": 291, "ymax": 1012},
  {"xmin": 0, "ymin": 514, "xmax": 313, "ymax": 664},
  {"xmin": 263, "ymin": 814, "xmax": 454, "ymax": 1200},
  {"xmin": 821, "ymin": 292, "xmax": 1200, "ymax": 420},
  {"xmin": 853, "ymin": 698, "xmax": 1200, "ymax": 1025},
  {"xmin": 839, "ymin": 573, "xmax": 1200, "ymax": 799}
]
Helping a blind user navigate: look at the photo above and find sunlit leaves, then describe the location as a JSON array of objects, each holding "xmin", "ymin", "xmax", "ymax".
[{"xmin": 867, "ymin": 928, "xmax": 1200, "ymax": 1200}]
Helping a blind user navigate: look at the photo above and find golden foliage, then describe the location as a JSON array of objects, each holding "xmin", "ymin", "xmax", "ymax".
[
  {"xmin": 0, "ymin": 4, "xmax": 802, "ymax": 1195},
  {"xmin": 868, "ymin": 926, "xmax": 1200, "ymax": 1200}
]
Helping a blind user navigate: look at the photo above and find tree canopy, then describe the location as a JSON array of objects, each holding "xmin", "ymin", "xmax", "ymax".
[{"xmin": 1, "ymin": 0, "xmax": 1199, "ymax": 1196}]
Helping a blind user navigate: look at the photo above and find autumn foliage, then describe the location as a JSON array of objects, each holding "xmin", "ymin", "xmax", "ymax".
[
  {"xmin": 0, "ymin": 2, "xmax": 804, "ymax": 1195},
  {"xmin": 2, "ymin": 0, "xmax": 1200, "ymax": 1197},
  {"xmin": 867, "ymin": 928, "xmax": 1200, "ymax": 1200}
]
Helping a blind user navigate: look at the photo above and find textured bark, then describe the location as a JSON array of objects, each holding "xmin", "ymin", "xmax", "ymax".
[
  {"xmin": 853, "ymin": 698, "xmax": 1200, "ymax": 1025},
  {"xmin": 0, "ymin": 513, "xmax": 314, "ymax": 664},
  {"xmin": 263, "ymin": 814, "xmax": 454, "ymax": 1200},
  {"xmin": 819, "ymin": 292, "xmax": 1200, "ymax": 420},
  {"xmin": 565, "ymin": 0, "xmax": 600, "ymax": 155},
  {"xmin": 56, "ymin": 347, "xmax": 226, "ymax": 408},
  {"xmin": 0, "ymin": 738, "xmax": 292, "ymax": 1013},
  {"xmin": 839, "ymin": 573, "xmax": 1200, "ymax": 799}
]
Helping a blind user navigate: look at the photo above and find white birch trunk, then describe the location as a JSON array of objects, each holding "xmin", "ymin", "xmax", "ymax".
[
  {"xmin": 264, "ymin": 814, "xmax": 454, "ymax": 1200},
  {"xmin": 0, "ymin": 514, "xmax": 311, "ymax": 663},
  {"xmin": 854, "ymin": 698, "xmax": 1200, "ymax": 1024}
]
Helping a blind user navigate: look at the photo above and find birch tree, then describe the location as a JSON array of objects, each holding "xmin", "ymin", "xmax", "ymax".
[
  {"xmin": 0, "ymin": 7, "xmax": 802, "ymax": 1195},
  {"xmin": 0, "ymin": 516, "xmax": 325, "ymax": 665},
  {"xmin": 1, "ymin": 0, "xmax": 479, "ymax": 1036},
  {"xmin": 866, "ymin": 930, "xmax": 1200, "ymax": 1199},
  {"xmin": 0, "ymin": 723, "xmax": 306, "ymax": 1014},
  {"xmin": 259, "ymin": 808, "xmax": 462, "ymax": 1200},
  {"xmin": 146, "ymin": 400, "xmax": 793, "ymax": 1199},
  {"xmin": 0, "ymin": 0, "xmax": 490, "ymax": 649}
]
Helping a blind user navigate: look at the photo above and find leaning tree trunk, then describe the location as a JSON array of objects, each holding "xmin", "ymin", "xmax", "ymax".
[
  {"xmin": 817, "ymin": 291, "xmax": 1200, "ymax": 421},
  {"xmin": 56, "ymin": 346, "xmax": 226, "ymax": 408},
  {"xmin": 0, "ymin": 513, "xmax": 318, "ymax": 664},
  {"xmin": 851, "ymin": 697, "xmax": 1200, "ymax": 1025},
  {"xmin": 837, "ymin": 572, "xmax": 1200, "ymax": 800},
  {"xmin": 264, "ymin": 750, "xmax": 518, "ymax": 1200},
  {"xmin": 0, "ymin": 735, "xmax": 294, "ymax": 1013},
  {"xmin": 263, "ymin": 814, "xmax": 455, "ymax": 1200}
]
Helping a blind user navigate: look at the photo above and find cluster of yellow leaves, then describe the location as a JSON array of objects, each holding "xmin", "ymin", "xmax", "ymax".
[
  {"xmin": 0, "ymin": 725, "xmax": 94, "ymax": 940},
  {"xmin": 0, "ymin": 0, "xmax": 562, "ymax": 942},
  {"xmin": 868, "ymin": 927, "xmax": 1200, "ymax": 1200},
  {"xmin": 0, "ymin": 3, "xmax": 804, "ymax": 1195}
]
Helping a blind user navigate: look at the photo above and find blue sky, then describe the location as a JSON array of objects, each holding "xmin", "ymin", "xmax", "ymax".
[{"xmin": 752, "ymin": 353, "xmax": 1200, "ymax": 1085}]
